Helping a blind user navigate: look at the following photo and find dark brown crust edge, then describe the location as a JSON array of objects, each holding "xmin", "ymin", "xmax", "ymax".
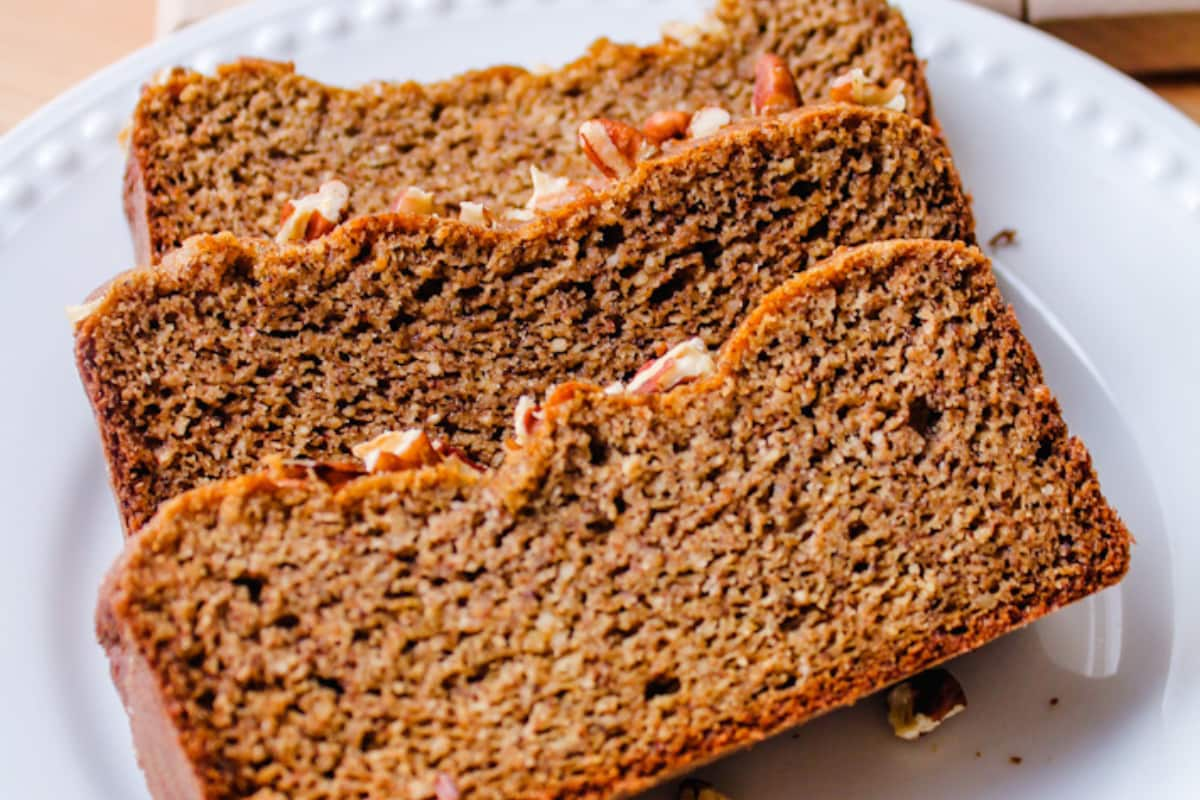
[
  {"xmin": 98, "ymin": 569, "xmax": 209, "ymax": 800},
  {"xmin": 97, "ymin": 240, "xmax": 1131, "ymax": 800},
  {"xmin": 75, "ymin": 330, "xmax": 152, "ymax": 537},
  {"xmin": 123, "ymin": 137, "xmax": 153, "ymax": 268}
]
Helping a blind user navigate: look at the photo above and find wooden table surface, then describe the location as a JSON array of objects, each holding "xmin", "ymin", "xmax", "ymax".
[{"xmin": 1, "ymin": 0, "xmax": 1197, "ymax": 133}]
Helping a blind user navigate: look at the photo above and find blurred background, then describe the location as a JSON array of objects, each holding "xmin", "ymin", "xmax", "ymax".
[{"xmin": 0, "ymin": 0, "xmax": 1196, "ymax": 132}]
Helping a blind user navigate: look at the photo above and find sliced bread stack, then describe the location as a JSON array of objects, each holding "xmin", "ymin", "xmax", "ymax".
[{"xmin": 75, "ymin": 1, "xmax": 1135, "ymax": 798}]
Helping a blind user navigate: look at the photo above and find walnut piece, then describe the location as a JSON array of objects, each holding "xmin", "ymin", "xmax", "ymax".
[
  {"xmin": 753, "ymin": 54, "xmax": 802, "ymax": 116},
  {"xmin": 886, "ymin": 668, "xmax": 967, "ymax": 740},
  {"xmin": 623, "ymin": 337, "xmax": 715, "ymax": 395},
  {"xmin": 578, "ymin": 118, "xmax": 652, "ymax": 179},
  {"xmin": 276, "ymin": 180, "xmax": 350, "ymax": 244},
  {"xmin": 829, "ymin": 68, "xmax": 908, "ymax": 113},
  {"xmin": 390, "ymin": 186, "xmax": 435, "ymax": 216},
  {"xmin": 687, "ymin": 106, "xmax": 732, "ymax": 140}
]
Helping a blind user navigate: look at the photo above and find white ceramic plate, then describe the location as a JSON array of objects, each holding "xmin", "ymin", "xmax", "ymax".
[{"xmin": 1, "ymin": 0, "xmax": 1197, "ymax": 797}]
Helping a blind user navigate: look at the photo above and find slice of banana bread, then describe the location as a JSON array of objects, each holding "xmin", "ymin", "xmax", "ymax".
[
  {"xmin": 125, "ymin": 0, "xmax": 932, "ymax": 262},
  {"xmin": 78, "ymin": 105, "xmax": 974, "ymax": 534},
  {"xmin": 98, "ymin": 239, "xmax": 1132, "ymax": 800}
]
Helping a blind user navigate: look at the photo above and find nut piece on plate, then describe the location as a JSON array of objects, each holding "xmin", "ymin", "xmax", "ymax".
[
  {"xmin": 642, "ymin": 110, "xmax": 694, "ymax": 146},
  {"xmin": 753, "ymin": 54, "xmax": 802, "ymax": 116},
  {"xmin": 829, "ymin": 67, "xmax": 908, "ymax": 113},
  {"xmin": 678, "ymin": 779, "xmax": 733, "ymax": 800},
  {"xmin": 687, "ymin": 106, "xmax": 732, "ymax": 140},
  {"xmin": 578, "ymin": 118, "xmax": 652, "ymax": 179},
  {"xmin": 623, "ymin": 337, "xmax": 715, "ymax": 395},
  {"xmin": 886, "ymin": 667, "xmax": 967, "ymax": 740},
  {"xmin": 276, "ymin": 179, "xmax": 350, "ymax": 244},
  {"xmin": 390, "ymin": 186, "xmax": 436, "ymax": 216}
]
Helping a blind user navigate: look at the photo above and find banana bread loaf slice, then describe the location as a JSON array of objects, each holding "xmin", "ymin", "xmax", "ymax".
[
  {"xmin": 98, "ymin": 239, "xmax": 1132, "ymax": 800},
  {"xmin": 126, "ymin": 0, "xmax": 931, "ymax": 262},
  {"xmin": 79, "ymin": 105, "xmax": 973, "ymax": 534}
]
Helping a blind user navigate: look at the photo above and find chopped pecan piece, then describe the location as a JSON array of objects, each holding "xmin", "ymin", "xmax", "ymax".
[
  {"xmin": 624, "ymin": 337, "xmax": 715, "ymax": 395},
  {"xmin": 578, "ymin": 118, "xmax": 652, "ymax": 179},
  {"xmin": 830, "ymin": 68, "xmax": 907, "ymax": 112},
  {"xmin": 686, "ymin": 106, "xmax": 732, "ymax": 139},
  {"xmin": 678, "ymin": 779, "xmax": 733, "ymax": 800},
  {"xmin": 390, "ymin": 186, "xmax": 435, "ymax": 216},
  {"xmin": 886, "ymin": 668, "xmax": 967, "ymax": 740},
  {"xmin": 525, "ymin": 166, "xmax": 591, "ymax": 213},
  {"xmin": 512, "ymin": 395, "xmax": 544, "ymax": 447},
  {"xmin": 352, "ymin": 429, "xmax": 442, "ymax": 473},
  {"xmin": 642, "ymin": 110, "xmax": 693, "ymax": 146},
  {"xmin": 276, "ymin": 180, "xmax": 349, "ymax": 244},
  {"xmin": 352, "ymin": 429, "xmax": 485, "ymax": 476},
  {"xmin": 458, "ymin": 201, "xmax": 493, "ymax": 227},
  {"xmin": 753, "ymin": 54, "xmax": 802, "ymax": 116}
]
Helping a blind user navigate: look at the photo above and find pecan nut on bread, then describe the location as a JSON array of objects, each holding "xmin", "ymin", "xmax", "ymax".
[
  {"xmin": 78, "ymin": 105, "xmax": 974, "ymax": 535},
  {"xmin": 125, "ymin": 0, "xmax": 933, "ymax": 262},
  {"xmin": 98, "ymin": 240, "xmax": 1132, "ymax": 800}
]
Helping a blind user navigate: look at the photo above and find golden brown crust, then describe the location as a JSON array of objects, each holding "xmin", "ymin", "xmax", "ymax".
[
  {"xmin": 126, "ymin": 0, "xmax": 935, "ymax": 261},
  {"xmin": 100, "ymin": 240, "xmax": 1131, "ymax": 800}
]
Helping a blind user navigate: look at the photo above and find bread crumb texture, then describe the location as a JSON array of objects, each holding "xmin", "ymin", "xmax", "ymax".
[
  {"xmin": 80, "ymin": 106, "xmax": 973, "ymax": 533},
  {"xmin": 125, "ymin": 0, "xmax": 932, "ymax": 261},
  {"xmin": 100, "ymin": 241, "xmax": 1130, "ymax": 800}
]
